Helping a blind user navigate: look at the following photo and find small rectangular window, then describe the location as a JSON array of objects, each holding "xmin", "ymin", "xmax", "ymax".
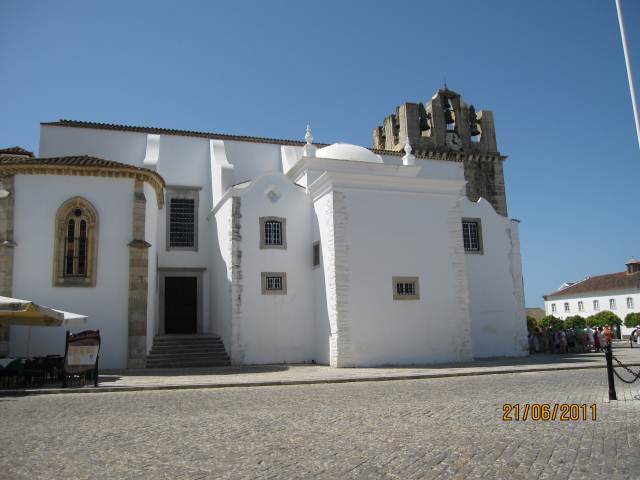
[
  {"xmin": 266, "ymin": 276, "xmax": 282, "ymax": 290},
  {"xmin": 259, "ymin": 217, "xmax": 287, "ymax": 249},
  {"xmin": 551, "ymin": 303, "xmax": 557, "ymax": 313},
  {"xmin": 593, "ymin": 300, "xmax": 599, "ymax": 311},
  {"xmin": 564, "ymin": 302, "xmax": 570, "ymax": 313},
  {"xmin": 578, "ymin": 301, "xmax": 584, "ymax": 311},
  {"xmin": 461, "ymin": 218, "xmax": 483, "ymax": 254},
  {"xmin": 628, "ymin": 297, "xmax": 634, "ymax": 309},
  {"xmin": 261, "ymin": 272, "xmax": 287, "ymax": 295},
  {"xmin": 609, "ymin": 299, "xmax": 616, "ymax": 310},
  {"xmin": 313, "ymin": 241, "xmax": 320, "ymax": 267},
  {"xmin": 392, "ymin": 276, "xmax": 420, "ymax": 300}
]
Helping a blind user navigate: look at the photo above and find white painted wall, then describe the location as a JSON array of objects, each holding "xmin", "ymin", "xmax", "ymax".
[
  {"xmin": 544, "ymin": 290, "xmax": 640, "ymax": 334},
  {"xmin": 462, "ymin": 198, "xmax": 528, "ymax": 358},
  {"xmin": 211, "ymin": 200, "xmax": 233, "ymax": 350},
  {"xmin": 229, "ymin": 173, "xmax": 316, "ymax": 364},
  {"xmin": 10, "ymin": 175, "xmax": 134, "ymax": 369},
  {"xmin": 311, "ymin": 208, "xmax": 330, "ymax": 365},
  {"xmin": 40, "ymin": 126, "xmax": 147, "ymax": 165},
  {"xmin": 380, "ymin": 154, "xmax": 466, "ymax": 182},
  {"xmin": 341, "ymin": 189, "xmax": 473, "ymax": 365}
]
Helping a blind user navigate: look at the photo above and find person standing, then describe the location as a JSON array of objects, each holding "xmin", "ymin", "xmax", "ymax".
[
  {"xmin": 630, "ymin": 325, "xmax": 640, "ymax": 348},
  {"xmin": 586, "ymin": 326, "xmax": 595, "ymax": 352},
  {"xmin": 603, "ymin": 325, "xmax": 614, "ymax": 348}
]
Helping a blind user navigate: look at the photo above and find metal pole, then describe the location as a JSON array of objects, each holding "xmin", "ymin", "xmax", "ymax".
[
  {"xmin": 615, "ymin": 0, "xmax": 640, "ymax": 150},
  {"xmin": 605, "ymin": 344, "xmax": 617, "ymax": 400}
]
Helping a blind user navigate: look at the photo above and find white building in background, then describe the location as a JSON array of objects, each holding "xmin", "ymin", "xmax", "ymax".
[
  {"xmin": 0, "ymin": 89, "xmax": 529, "ymax": 369},
  {"xmin": 543, "ymin": 258, "xmax": 640, "ymax": 335}
]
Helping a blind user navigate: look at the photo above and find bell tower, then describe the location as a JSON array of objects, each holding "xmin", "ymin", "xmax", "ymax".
[{"xmin": 372, "ymin": 88, "xmax": 508, "ymax": 216}]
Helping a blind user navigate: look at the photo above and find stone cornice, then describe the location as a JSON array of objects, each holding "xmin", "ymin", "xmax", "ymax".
[
  {"xmin": 307, "ymin": 171, "xmax": 466, "ymax": 202},
  {"xmin": 0, "ymin": 163, "xmax": 165, "ymax": 208},
  {"xmin": 409, "ymin": 150, "xmax": 507, "ymax": 163},
  {"xmin": 287, "ymin": 156, "xmax": 421, "ymax": 184}
]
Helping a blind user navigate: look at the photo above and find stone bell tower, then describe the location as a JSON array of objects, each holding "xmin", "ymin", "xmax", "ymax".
[{"xmin": 372, "ymin": 88, "xmax": 508, "ymax": 216}]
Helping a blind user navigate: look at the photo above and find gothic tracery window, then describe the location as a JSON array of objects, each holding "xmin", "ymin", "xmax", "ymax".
[{"xmin": 54, "ymin": 197, "xmax": 98, "ymax": 286}]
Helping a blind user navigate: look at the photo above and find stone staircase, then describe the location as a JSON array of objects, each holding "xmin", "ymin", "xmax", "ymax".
[{"xmin": 146, "ymin": 334, "xmax": 230, "ymax": 368}]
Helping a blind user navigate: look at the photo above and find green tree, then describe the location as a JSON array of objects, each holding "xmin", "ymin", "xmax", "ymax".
[
  {"xmin": 564, "ymin": 315, "xmax": 586, "ymax": 329},
  {"xmin": 539, "ymin": 315, "xmax": 563, "ymax": 331},
  {"xmin": 587, "ymin": 310, "xmax": 622, "ymax": 328},
  {"xmin": 624, "ymin": 312, "xmax": 640, "ymax": 328},
  {"xmin": 526, "ymin": 316, "xmax": 538, "ymax": 331}
]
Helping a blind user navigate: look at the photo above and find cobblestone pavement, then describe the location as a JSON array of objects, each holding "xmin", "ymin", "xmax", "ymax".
[{"xmin": 2, "ymin": 369, "xmax": 640, "ymax": 480}]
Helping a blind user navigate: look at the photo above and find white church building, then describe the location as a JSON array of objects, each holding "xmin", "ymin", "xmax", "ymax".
[{"xmin": 0, "ymin": 88, "xmax": 528, "ymax": 369}]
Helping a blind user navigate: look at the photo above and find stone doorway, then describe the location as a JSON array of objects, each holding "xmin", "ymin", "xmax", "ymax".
[
  {"xmin": 158, "ymin": 268, "xmax": 204, "ymax": 335},
  {"xmin": 164, "ymin": 276, "xmax": 197, "ymax": 334}
]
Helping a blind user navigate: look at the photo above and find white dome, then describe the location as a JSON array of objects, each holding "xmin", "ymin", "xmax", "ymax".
[{"xmin": 316, "ymin": 143, "xmax": 383, "ymax": 163}]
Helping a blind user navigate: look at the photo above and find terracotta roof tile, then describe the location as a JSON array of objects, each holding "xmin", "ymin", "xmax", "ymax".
[
  {"xmin": 0, "ymin": 154, "xmax": 144, "ymax": 170},
  {"xmin": 543, "ymin": 271, "xmax": 640, "ymax": 299},
  {"xmin": 0, "ymin": 146, "xmax": 34, "ymax": 157}
]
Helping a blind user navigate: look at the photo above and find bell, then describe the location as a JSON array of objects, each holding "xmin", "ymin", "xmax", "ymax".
[{"xmin": 444, "ymin": 109, "xmax": 455, "ymax": 124}]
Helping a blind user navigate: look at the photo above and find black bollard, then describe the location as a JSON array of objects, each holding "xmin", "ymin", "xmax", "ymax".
[{"xmin": 605, "ymin": 344, "xmax": 617, "ymax": 401}]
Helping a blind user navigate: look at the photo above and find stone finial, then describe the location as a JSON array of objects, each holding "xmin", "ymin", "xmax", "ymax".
[
  {"xmin": 305, "ymin": 124, "xmax": 313, "ymax": 145},
  {"xmin": 402, "ymin": 136, "xmax": 415, "ymax": 166},
  {"xmin": 0, "ymin": 180, "xmax": 9, "ymax": 199},
  {"xmin": 303, "ymin": 124, "xmax": 316, "ymax": 157}
]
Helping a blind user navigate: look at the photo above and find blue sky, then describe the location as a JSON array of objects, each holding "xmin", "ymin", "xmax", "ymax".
[{"xmin": 1, "ymin": 0, "xmax": 638, "ymax": 307}]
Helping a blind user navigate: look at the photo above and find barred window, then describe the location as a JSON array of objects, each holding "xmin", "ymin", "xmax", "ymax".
[
  {"xmin": 593, "ymin": 300, "xmax": 599, "ymax": 311},
  {"xmin": 261, "ymin": 272, "xmax": 287, "ymax": 295},
  {"xmin": 551, "ymin": 303, "xmax": 557, "ymax": 313},
  {"xmin": 169, "ymin": 198, "xmax": 195, "ymax": 247},
  {"xmin": 397, "ymin": 282, "xmax": 416, "ymax": 296},
  {"xmin": 609, "ymin": 299, "xmax": 616, "ymax": 310},
  {"xmin": 259, "ymin": 217, "xmax": 286, "ymax": 249},
  {"xmin": 264, "ymin": 220, "xmax": 282, "ymax": 246},
  {"xmin": 578, "ymin": 301, "xmax": 584, "ymax": 311},
  {"xmin": 462, "ymin": 218, "xmax": 483, "ymax": 253},
  {"xmin": 564, "ymin": 302, "xmax": 570, "ymax": 313},
  {"xmin": 166, "ymin": 187, "xmax": 199, "ymax": 251},
  {"xmin": 392, "ymin": 276, "xmax": 420, "ymax": 300},
  {"xmin": 266, "ymin": 276, "xmax": 282, "ymax": 290},
  {"xmin": 628, "ymin": 297, "xmax": 634, "ymax": 309}
]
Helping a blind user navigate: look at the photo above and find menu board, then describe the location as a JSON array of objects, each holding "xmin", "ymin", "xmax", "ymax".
[{"xmin": 64, "ymin": 330, "xmax": 100, "ymax": 375}]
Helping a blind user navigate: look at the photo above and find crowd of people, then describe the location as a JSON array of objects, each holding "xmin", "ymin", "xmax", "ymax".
[{"xmin": 527, "ymin": 325, "xmax": 615, "ymax": 354}]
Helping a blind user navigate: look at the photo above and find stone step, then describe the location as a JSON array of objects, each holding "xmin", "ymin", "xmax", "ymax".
[
  {"xmin": 152, "ymin": 337, "xmax": 223, "ymax": 344},
  {"xmin": 150, "ymin": 345, "xmax": 227, "ymax": 352},
  {"xmin": 147, "ymin": 334, "xmax": 231, "ymax": 369},
  {"xmin": 145, "ymin": 359, "xmax": 231, "ymax": 368},
  {"xmin": 147, "ymin": 352, "xmax": 229, "ymax": 360}
]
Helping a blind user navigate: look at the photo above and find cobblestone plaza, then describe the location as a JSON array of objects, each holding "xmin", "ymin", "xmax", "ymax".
[{"xmin": 2, "ymin": 368, "xmax": 640, "ymax": 479}]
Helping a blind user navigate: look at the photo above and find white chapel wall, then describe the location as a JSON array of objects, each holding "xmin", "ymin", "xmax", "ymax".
[
  {"xmin": 211, "ymin": 199, "xmax": 233, "ymax": 350},
  {"xmin": 10, "ymin": 175, "xmax": 134, "ymax": 369},
  {"xmin": 342, "ymin": 189, "xmax": 473, "ymax": 365},
  {"xmin": 232, "ymin": 174, "xmax": 316, "ymax": 364},
  {"xmin": 462, "ymin": 197, "xmax": 528, "ymax": 358}
]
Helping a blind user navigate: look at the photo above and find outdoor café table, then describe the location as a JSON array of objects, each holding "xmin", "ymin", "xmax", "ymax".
[{"xmin": 0, "ymin": 357, "xmax": 25, "ymax": 387}]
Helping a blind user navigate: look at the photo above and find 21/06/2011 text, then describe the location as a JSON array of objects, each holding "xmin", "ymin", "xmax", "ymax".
[{"xmin": 502, "ymin": 403, "xmax": 597, "ymax": 421}]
